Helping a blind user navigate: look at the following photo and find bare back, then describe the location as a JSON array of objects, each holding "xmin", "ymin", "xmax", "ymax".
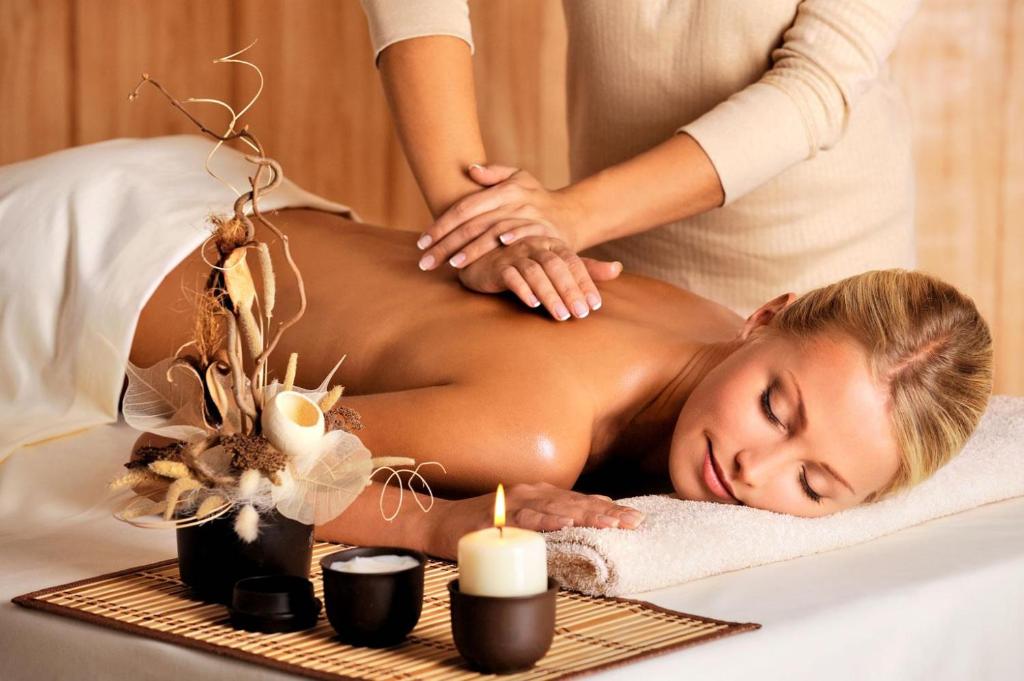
[{"xmin": 131, "ymin": 208, "xmax": 742, "ymax": 495}]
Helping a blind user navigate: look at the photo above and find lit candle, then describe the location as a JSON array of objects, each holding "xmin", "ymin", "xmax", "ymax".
[{"xmin": 457, "ymin": 483, "xmax": 548, "ymax": 597}]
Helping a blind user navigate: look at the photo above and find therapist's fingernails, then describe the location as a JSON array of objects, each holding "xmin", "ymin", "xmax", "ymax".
[
  {"xmin": 572, "ymin": 301, "xmax": 589, "ymax": 318},
  {"xmin": 418, "ymin": 254, "xmax": 435, "ymax": 271},
  {"xmin": 449, "ymin": 252, "xmax": 467, "ymax": 268},
  {"xmin": 528, "ymin": 296, "xmax": 541, "ymax": 308},
  {"xmin": 417, "ymin": 234, "xmax": 432, "ymax": 249},
  {"xmin": 554, "ymin": 304, "xmax": 571, "ymax": 321},
  {"xmin": 499, "ymin": 232, "xmax": 515, "ymax": 245},
  {"xmin": 587, "ymin": 294, "xmax": 602, "ymax": 310}
]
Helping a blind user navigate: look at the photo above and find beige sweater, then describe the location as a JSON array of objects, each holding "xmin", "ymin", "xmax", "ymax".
[{"xmin": 360, "ymin": 0, "xmax": 919, "ymax": 315}]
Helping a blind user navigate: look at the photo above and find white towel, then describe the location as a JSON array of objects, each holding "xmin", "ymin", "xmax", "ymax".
[
  {"xmin": 546, "ymin": 395, "xmax": 1024, "ymax": 596},
  {"xmin": 0, "ymin": 135, "xmax": 357, "ymax": 463}
]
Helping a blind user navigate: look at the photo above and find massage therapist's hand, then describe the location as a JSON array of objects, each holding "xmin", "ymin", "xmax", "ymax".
[
  {"xmin": 457, "ymin": 235, "xmax": 622, "ymax": 321},
  {"xmin": 427, "ymin": 482, "xmax": 645, "ymax": 561},
  {"xmin": 416, "ymin": 164, "xmax": 583, "ymax": 274}
]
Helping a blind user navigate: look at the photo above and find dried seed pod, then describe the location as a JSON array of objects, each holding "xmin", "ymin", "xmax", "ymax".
[
  {"xmin": 108, "ymin": 469, "xmax": 161, "ymax": 490},
  {"xmin": 238, "ymin": 306, "xmax": 263, "ymax": 360},
  {"xmin": 195, "ymin": 495, "xmax": 228, "ymax": 519},
  {"xmin": 234, "ymin": 503, "xmax": 260, "ymax": 543},
  {"xmin": 163, "ymin": 478, "xmax": 203, "ymax": 520},
  {"xmin": 318, "ymin": 385, "xmax": 343, "ymax": 413},
  {"xmin": 257, "ymin": 242, "xmax": 276, "ymax": 320},
  {"xmin": 148, "ymin": 460, "xmax": 192, "ymax": 479},
  {"xmin": 223, "ymin": 247, "xmax": 256, "ymax": 310},
  {"xmin": 283, "ymin": 352, "xmax": 298, "ymax": 392},
  {"xmin": 238, "ymin": 468, "xmax": 262, "ymax": 499}
]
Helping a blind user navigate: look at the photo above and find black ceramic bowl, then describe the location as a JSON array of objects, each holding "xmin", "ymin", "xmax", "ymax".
[
  {"xmin": 229, "ymin": 575, "xmax": 322, "ymax": 633},
  {"xmin": 177, "ymin": 508, "xmax": 314, "ymax": 604},
  {"xmin": 319, "ymin": 546, "xmax": 426, "ymax": 647},
  {"xmin": 448, "ymin": 577, "xmax": 559, "ymax": 674}
]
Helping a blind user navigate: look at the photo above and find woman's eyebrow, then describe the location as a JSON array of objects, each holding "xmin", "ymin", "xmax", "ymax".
[
  {"xmin": 822, "ymin": 462, "xmax": 856, "ymax": 495},
  {"xmin": 785, "ymin": 369, "xmax": 856, "ymax": 495}
]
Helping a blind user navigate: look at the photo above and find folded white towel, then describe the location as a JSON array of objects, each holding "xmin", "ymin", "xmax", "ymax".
[{"xmin": 546, "ymin": 395, "xmax": 1024, "ymax": 596}]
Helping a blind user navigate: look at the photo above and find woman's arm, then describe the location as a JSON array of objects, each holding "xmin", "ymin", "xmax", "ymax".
[
  {"xmin": 417, "ymin": 0, "xmax": 920, "ymax": 263},
  {"xmin": 376, "ymin": 35, "xmax": 488, "ymax": 220},
  {"xmin": 317, "ymin": 481, "xmax": 645, "ymax": 560}
]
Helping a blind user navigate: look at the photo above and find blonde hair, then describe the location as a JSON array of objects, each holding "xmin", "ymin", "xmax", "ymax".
[{"xmin": 772, "ymin": 269, "xmax": 993, "ymax": 501}]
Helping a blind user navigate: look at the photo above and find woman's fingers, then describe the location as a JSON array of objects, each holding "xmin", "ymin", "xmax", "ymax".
[
  {"xmin": 467, "ymin": 163, "xmax": 519, "ymax": 186},
  {"xmin": 582, "ymin": 257, "xmax": 623, "ymax": 282},
  {"xmin": 499, "ymin": 266, "xmax": 541, "ymax": 309},
  {"xmin": 418, "ymin": 187, "xmax": 511, "ymax": 259},
  {"xmin": 537, "ymin": 252, "xmax": 589, "ymax": 319},
  {"xmin": 539, "ymin": 498, "xmax": 645, "ymax": 530},
  {"xmin": 448, "ymin": 219, "xmax": 539, "ymax": 269},
  {"xmin": 555, "ymin": 245, "xmax": 603, "ymax": 311},
  {"xmin": 511, "ymin": 507, "xmax": 574, "ymax": 532},
  {"xmin": 515, "ymin": 259, "xmax": 571, "ymax": 321},
  {"xmin": 418, "ymin": 208, "xmax": 506, "ymax": 270}
]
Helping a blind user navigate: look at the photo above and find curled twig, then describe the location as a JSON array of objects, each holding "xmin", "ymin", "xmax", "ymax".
[{"xmin": 369, "ymin": 461, "xmax": 447, "ymax": 521}]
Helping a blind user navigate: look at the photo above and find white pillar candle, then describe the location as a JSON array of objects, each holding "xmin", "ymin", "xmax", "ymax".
[{"xmin": 457, "ymin": 484, "xmax": 548, "ymax": 597}]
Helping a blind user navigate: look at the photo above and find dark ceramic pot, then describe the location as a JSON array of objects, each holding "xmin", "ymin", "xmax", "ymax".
[
  {"xmin": 319, "ymin": 546, "xmax": 426, "ymax": 647},
  {"xmin": 448, "ymin": 578, "xmax": 558, "ymax": 674},
  {"xmin": 176, "ymin": 508, "xmax": 314, "ymax": 604}
]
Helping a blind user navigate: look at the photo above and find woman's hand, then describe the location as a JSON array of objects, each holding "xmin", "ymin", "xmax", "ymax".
[
  {"xmin": 416, "ymin": 164, "xmax": 585, "ymax": 274},
  {"xmin": 426, "ymin": 482, "xmax": 645, "ymax": 560},
  {"xmin": 457, "ymin": 235, "xmax": 622, "ymax": 320}
]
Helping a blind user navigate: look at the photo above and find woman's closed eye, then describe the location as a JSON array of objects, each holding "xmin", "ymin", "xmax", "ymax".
[
  {"xmin": 799, "ymin": 465, "xmax": 823, "ymax": 504},
  {"xmin": 760, "ymin": 383, "xmax": 786, "ymax": 431}
]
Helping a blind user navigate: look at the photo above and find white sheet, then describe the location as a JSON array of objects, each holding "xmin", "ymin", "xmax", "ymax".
[
  {"xmin": 0, "ymin": 135, "xmax": 356, "ymax": 463},
  {"xmin": 3, "ymin": 422, "xmax": 1023, "ymax": 680}
]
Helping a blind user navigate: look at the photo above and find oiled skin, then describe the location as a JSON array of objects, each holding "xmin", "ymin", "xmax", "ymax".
[{"xmin": 130, "ymin": 208, "xmax": 742, "ymax": 498}]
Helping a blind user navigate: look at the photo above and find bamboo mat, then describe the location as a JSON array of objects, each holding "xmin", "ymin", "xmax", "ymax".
[{"xmin": 12, "ymin": 542, "xmax": 759, "ymax": 680}]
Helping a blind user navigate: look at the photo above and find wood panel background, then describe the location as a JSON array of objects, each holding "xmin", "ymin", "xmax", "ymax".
[{"xmin": 1, "ymin": 0, "xmax": 1021, "ymax": 394}]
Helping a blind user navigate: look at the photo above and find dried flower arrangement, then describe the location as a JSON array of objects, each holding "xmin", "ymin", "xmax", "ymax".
[{"xmin": 109, "ymin": 42, "xmax": 440, "ymax": 542}]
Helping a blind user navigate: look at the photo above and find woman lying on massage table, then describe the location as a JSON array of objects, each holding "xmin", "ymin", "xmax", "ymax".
[{"xmin": 129, "ymin": 209, "xmax": 993, "ymax": 560}]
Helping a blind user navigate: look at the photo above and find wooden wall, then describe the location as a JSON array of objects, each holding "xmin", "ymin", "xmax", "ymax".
[{"xmin": 1, "ymin": 0, "xmax": 1021, "ymax": 394}]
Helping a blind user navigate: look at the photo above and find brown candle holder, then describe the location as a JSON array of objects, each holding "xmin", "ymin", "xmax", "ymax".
[
  {"xmin": 319, "ymin": 546, "xmax": 426, "ymax": 648},
  {"xmin": 448, "ymin": 577, "xmax": 558, "ymax": 674}
]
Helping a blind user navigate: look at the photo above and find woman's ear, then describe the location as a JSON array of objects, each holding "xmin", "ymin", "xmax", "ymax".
[{"xmin": 738, "ymin": 292, "xmax": 797, "ymax": 340}]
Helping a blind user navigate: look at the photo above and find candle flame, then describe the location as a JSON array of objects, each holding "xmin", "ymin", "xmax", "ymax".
[{"xmin": 494, "ymin": 483, "xmax": 506, "ymax": 528}]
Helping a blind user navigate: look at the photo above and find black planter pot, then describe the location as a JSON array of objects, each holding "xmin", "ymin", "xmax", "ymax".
[{"xmin": 176, "ymin": 508, "xmax": 314, "ymax": 604}]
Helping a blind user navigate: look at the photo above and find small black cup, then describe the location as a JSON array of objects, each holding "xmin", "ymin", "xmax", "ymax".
[
  {"xmin": 319, "ymin": 546, "xmax": 426, "ymax": 647},
  {"xmin": 448, "ymin": 578, "xmax": 559, "ymax": 674},
  {"xmin": 229, "ymin": 575, "xmax": 322, "ymax": 633}
]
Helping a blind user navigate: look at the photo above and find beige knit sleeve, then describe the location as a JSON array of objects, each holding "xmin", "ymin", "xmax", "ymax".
[
  {"xmin": 677, "ymin": 0, "xmax": 920, "ymax": 206},
  {"xmin": 359, "ymin": 0, "xmax": 475, "ymax": 68}
]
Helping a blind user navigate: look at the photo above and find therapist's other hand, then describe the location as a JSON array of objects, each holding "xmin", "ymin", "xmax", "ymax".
[
  {"xmin": 416, "ymin": 164, "xmax": 583, "ymax": 274},
  {"xmin": 427, "ymin": 482, "xmax": 645, "ymax": 560},
  {"xmin": 457, "ymin": 235, "xmax": 622, "ymax": 321}
]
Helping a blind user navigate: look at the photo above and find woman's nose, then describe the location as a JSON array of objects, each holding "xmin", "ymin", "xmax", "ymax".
[{"xmin": 733, "ymin": 446, "xmax": 789, "ymax": 487}]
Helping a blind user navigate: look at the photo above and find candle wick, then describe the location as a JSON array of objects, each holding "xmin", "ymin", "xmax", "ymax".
[{"xmin": 498, "ymin": 525, "xmax": 504, "ymax": 538}]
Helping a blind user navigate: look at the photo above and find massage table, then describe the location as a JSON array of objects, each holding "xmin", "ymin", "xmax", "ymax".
[{"xmin": 2, "ymin": 421, "xmax": 1022, "ymax": 680}]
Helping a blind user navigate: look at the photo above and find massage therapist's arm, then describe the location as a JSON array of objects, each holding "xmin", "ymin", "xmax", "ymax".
[
  {"xmin": 377, "ymin": 36, "xmax": 488, "ymax": 220},
  {"xmin": 419, "ymin": 0, "xmax": 919, "ymax": 270}
]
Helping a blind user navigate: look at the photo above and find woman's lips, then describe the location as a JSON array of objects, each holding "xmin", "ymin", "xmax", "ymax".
[{"xmin": 703, "ymin": 436, "xmax": 738, "ymax": 503}]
